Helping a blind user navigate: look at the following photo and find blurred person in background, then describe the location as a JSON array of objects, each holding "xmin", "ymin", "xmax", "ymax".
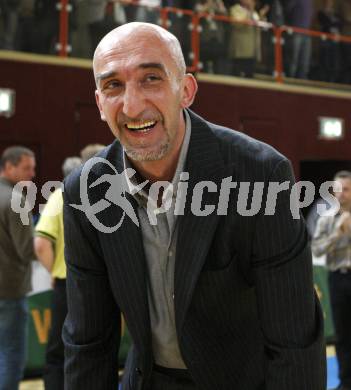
[
  {"xmin": 87, "ymin": 0, "xmax": 127, "ymax": 57},
  {"xmin": 195, "ymin": 0, "xmax": 229, "ymax": 74},
  {"xmin": 0, "ymin": 0, "xmax": 20, "ymax": 49},
  {"xmin": 0, "ymin": 146, "xmax": 36, "ymax": 390},
  {"xmin": 259, "ymin": 0, "xmax": 284, "ymax": 75},
  {"xmin": 34, "ymin": 156, "xmax": 81, "ymax": 390},
  {"xmin": 284, "ymin": 0, "xmax": 313, "ymax": 79},
  {"xmin": 15, "ymin": 0, "xmax": 38, "ymax": 53},
  {"xmin": 34, "ymin": 0, "xmax": 78, "ymax": 54},
  {"xmin": 336, "ymin": 0, "xmax": 351, "ymax": 83},
  {"xmin": 228, "ymin": 0, "xmax": 269, "ymax": 78},
  {"xmin": 35, "ymin": 144, "xmax": 104, "ymax": 390},
  {"xmin": 317, "ymin": 0, "xmax": 342, "ymax": 83},
  {"xmin": 312, "ymin": 170, "xmax": 351, "ymax": 390},
  {"xmin": 135, "ymin": 0, "xmax": 161, "ymax": 23},
  {"xmin": 80, "ymin": 143, "xmax": 106, "ymax": 162}
]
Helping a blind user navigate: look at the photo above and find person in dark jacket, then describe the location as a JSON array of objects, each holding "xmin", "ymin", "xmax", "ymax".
[
  {"xmin": 63, "ymin": 22, "xmax": 326, "ymax": 390},
  {"xmin": 0, "ymin": 146, "xmax": 36, "ymax": 390},
  {"xmin": 284, "ymin": 0, "xmax": 313, "ymax": 79}
]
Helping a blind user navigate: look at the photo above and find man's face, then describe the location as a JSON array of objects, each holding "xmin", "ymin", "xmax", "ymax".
[
  {"xmin": 335, "ymin": 178, "xmax": 351, "ymax": 209},
  {"xmin": 4, "ymin": 155, "xmax": 36, "ymax": 184},
  {"xmin": 94, "ymin": 30, "xmax": 195, "ymax": 163}
]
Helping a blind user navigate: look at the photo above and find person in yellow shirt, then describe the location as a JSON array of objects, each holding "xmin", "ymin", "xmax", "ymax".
[{"xmin": 34, "ymin": 156, "xmax": 81, "ymax": 390}]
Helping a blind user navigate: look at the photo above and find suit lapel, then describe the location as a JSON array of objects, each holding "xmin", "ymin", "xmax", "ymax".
[
  {"xmin": 92, "ymin": 142, "xmax": 151, "ymax": 351},
  {"xmin": 174, "ymin": 112, "xmax": 235, "ymax": 334}
]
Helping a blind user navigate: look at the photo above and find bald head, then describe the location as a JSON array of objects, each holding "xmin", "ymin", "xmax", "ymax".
[
  {"xmin": 93, "ymin": 22, "xmax": 186, "ymax": 84},
  {"xmin": 92, "ymin": 21, "xmax": 198, "ymax": 166}
]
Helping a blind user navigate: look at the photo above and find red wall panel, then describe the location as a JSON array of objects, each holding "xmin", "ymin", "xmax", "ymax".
[{"xmin": 1, "ymin": 56, "xmax": 351, "ymax": 188}]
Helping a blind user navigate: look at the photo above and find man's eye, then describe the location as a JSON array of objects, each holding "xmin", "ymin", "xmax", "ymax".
[
  {"xmin": 104, "ymin": 81, "xmax": 122, "ymax": 90},
  {"xmin": 144, "ymin": 74, "xmax": 162, "ymax": 83}
]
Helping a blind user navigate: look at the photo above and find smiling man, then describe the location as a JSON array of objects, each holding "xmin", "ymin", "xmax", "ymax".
[
  {"xmin": 63, "ymin": 23, "xmax": 326, "ymax": 390},
  {"xmin": 93, "ymin": 23, "xmax": 196, "ymax": 182}
]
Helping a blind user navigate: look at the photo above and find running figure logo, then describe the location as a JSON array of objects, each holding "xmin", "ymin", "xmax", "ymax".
[{"xmin": 70, "ymin": 157, "xmax": 148, "ymax": 233}]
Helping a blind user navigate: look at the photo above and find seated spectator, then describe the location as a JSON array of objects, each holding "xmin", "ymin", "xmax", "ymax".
[
  {"xmin": 228, "ymin": 0, "xmax": 269, "ymax": 78},
  {"xmin": 195, "ymin": 0, "xmax": 228, "ymax": 74},
  {"xmin": 317, "ymin": 0, "xmax": 342, "ymax": 83}
]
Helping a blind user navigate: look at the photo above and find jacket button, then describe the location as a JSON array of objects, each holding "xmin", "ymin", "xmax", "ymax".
[{"xmin": 135, "ymin": 367, "xmax": 142, "ymax": 375}]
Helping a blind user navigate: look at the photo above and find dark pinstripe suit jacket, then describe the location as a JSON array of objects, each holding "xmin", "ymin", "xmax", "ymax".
[{"xmin": 63, "ymin": 110, "xmax": 326, "ymax": 390}]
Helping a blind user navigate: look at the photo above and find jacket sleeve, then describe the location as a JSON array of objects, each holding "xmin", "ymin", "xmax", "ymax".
[
  {"xmin": 63, "ymin": 173, "xmax": 121, "ymax": 390},
  {"xmin": 252, "ymin": 158, "xmax": 326, "ymax": 390},
  {"xmin": 7, "ymin": 195, "xmax": 36, "ymax": 263}
]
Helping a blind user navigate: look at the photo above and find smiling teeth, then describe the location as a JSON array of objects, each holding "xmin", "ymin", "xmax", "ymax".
[{"xmin": 127, "ymin": 121, "xmax": 156, "ymax": 130}]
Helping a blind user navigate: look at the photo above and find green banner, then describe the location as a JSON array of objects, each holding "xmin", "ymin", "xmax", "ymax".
[{"xmin": 25, "ymin": 290, "xmax": 131, "ymax": 372}]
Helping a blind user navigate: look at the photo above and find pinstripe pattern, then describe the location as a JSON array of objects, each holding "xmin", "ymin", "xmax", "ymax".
[{"xmin": 63, "ymin": 110, "xmax": 326, "ymax": 390}]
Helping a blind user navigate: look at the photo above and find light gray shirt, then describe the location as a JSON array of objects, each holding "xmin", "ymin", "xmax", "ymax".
[
  {"xmin": 312, "ymin": 210, "xmax": 351, "ymax": 271},
  {"xmin": 124, "ymin": 111, "xmax": 191, "ymax": 368}
]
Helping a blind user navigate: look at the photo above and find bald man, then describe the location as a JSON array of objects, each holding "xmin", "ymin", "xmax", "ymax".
[{"xmin": 63, "ymin": 23, "xmax": 326, "ymax": 390}]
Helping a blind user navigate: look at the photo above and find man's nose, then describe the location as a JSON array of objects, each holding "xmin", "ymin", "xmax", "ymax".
[{"xmin": 122, "ymin": 83, "xmax": 146, "ymax": 119}]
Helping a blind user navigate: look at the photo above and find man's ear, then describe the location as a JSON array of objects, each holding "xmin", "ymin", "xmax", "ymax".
[
  {"xmin": 95, "ymin": 90, "xmax": 106, "ymax": 121},
  {"xmin": 180, "ymin": 74, "xmax": 198, "ymax": 109}
]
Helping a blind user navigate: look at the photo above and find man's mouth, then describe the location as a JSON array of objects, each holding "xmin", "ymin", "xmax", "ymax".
[{"xmin": 125, "ymin": 120, "xmax": 157, "ymax": 133}]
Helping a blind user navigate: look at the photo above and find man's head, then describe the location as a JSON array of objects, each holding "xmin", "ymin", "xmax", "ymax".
[
  {"xmin": 0, "ymin": 146, "xmax": 36, "ymax": 184},
  {"xmin": 62, "ymin": 157, "xmax": 82, "ymax": 178},
  {"xmin": 93, "ymin": 22, "xmax": 197, "ymax": 164},
  {"xmin": 80, "ymin": 143, "xmax": 106, "ymax": 163},
  {"xmin": 334, "ymin": 170, "xmax": 351, "ymax": 210}
]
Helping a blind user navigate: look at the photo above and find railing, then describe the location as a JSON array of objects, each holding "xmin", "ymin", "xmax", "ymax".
[{"xmin": 2, "ymin": 0, "xmax": 351, "ymax": 87}]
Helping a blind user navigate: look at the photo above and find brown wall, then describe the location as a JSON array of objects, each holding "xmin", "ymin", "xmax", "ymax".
[
  {"xmin": 1, "ymin": 56, "xmax": 351, "ymax": 191},
  {"xmin": 192, "ymin": 79, "xmax": 351, "ymax": 178}
]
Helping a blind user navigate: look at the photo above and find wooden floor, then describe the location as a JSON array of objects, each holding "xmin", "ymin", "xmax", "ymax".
[
  {"xmin": 20, "ymin": 379, "xmax": 44, "ymax": 390},
  {"xmin": 20, "ymin": 347, "xmax": 336, "ymax": 390}
]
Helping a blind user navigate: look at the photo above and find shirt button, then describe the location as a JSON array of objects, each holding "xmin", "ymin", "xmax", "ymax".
[{"xmin": 172, "ymin": 293, "xmax": 175, "ymax": 299}]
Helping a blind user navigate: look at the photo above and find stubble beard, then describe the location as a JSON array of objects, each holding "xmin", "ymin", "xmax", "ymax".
[
  {"xmin": 123, "ymin": 126, "xmax": 173, "ymax": 161},
  {"xmin": 124, "ymin": 138, "xmax": 171, "ymax": 161}
]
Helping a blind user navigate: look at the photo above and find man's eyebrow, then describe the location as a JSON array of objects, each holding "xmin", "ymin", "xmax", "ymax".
[
  {"xmin": 95, "ymin": 63, "xmax": 167, "ymax": 85},
  {"xmin": 138, "ymin": 63, "xmax": 166, "ymax": 73},
  {"xmin": 95, "ymin": 71, "xmax": 117, "ymax": 84}
]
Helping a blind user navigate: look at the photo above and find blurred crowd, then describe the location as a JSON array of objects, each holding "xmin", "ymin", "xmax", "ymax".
[{"xmin": 1, "ymin": 0, "xmax": 351, "ymax": 83}]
